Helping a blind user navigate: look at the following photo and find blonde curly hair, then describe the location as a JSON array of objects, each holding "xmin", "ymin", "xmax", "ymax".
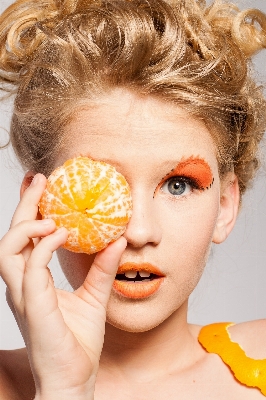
[{"xmin": 0, "ymin": 0, "xmax": 266, "ymax": 201}]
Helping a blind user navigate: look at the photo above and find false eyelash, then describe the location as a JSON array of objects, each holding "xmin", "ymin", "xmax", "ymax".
[{"xmin": 153, "ymin": 175, "xmax": 205, "ymax": 199}]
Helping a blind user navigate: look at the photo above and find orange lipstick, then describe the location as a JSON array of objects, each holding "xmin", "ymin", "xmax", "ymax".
[{"xmin": 113, "ymin": 263, "xmax": 165, "ymax": 299}]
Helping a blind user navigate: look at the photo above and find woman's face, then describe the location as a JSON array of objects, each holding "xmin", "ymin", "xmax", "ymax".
[{"xmin": 56, "ymin": 89, "xmax": 228, "ymax": 332}]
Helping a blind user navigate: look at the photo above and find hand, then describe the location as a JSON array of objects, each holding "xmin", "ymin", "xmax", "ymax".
[{"xmin": 0, "ymin": 173, "xmax": 127, "ymax": 400}]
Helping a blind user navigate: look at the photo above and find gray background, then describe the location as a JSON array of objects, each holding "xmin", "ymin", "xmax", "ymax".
[{"xmin": 0, "ymin": 0, "xmax": 266, "ymax": 350}]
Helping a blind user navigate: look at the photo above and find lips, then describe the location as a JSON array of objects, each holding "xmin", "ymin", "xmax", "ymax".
[
  {"xmin": 116, "ymin": 263, "xmax": 165, "ymax": 276},
  {"xmin": 113, "ymin": 262, "xmax": 165, "ymax": 299}
]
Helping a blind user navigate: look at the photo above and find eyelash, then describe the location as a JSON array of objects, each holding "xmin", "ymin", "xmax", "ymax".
[{"xmin": 157, "ymin": 176, "xmax": 203, "ymax": 199}]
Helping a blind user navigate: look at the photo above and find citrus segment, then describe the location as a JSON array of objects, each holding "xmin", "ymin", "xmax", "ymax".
[
  {"xmin": 39, "ymin": 156, "xmax": 132, "ymax": 254},
  {"xmin": 198, "ymin": 322, "xmax": 266, "ymax": 395}
]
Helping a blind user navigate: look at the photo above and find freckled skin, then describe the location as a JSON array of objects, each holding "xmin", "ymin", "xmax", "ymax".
[
  {"xmin": 13, "ymin": 88, "xmax": 250, "ymax": 399},
  {"xmin": 56, "ymin": 88, "xmax": 222, "ymax": 335},
  {"xmin": 52, "ymin": 89, "xmax": 244, "ymax": 398}
]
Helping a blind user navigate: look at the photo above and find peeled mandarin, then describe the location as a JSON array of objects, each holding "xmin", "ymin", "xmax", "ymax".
[
  {"xmin": 198, "ymin": 322, "xmax": 266, "ymax": 396},
  {"xmin": 39, "ymin": 156, "xmax": 132, "ymax": 254}
]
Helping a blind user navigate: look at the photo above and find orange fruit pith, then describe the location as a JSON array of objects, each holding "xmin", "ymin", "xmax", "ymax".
[
  {"xmin": 39, "ymin": 156, "xmax": 133, "ymax": 254},
  {"xmin": 198, "ymin": 322, "xmax": 266, "ymax": 395}
]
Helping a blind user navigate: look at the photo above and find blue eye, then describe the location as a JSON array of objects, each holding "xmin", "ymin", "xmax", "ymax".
[{"xmin": 160, "ymin": 177, "xmax": 193, "ymax": 197}]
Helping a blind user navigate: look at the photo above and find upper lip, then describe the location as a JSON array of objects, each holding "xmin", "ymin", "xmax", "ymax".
[{"xmin": 116, "ymin": 262, "xmax": 165, "ymax": 276}]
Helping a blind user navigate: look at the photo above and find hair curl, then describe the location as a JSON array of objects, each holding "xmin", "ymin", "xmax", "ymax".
[{"xmin": 0, "ymin": 0, "xmax": 266, "ymax": 202}]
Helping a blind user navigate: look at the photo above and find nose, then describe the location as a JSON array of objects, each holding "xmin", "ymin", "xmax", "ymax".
[{"xmin": 123, "ymin": 188, "xmax": 162, "ymax": 248}]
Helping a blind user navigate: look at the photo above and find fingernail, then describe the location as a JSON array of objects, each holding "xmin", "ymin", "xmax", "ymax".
[
  {"xmin": 41, "ymin": 219, "xmax": 53, "ymax": 225},
  {"xmin": 55, "ymin": 227, "xmax": 66, "ymax": 235},
  {"xmin": 31, "ymin": 175, "xmax": 39, "ymax": 186}
]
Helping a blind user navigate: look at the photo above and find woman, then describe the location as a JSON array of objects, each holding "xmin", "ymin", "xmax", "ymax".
[{"xmin": 0, "ymin": 0, "xmax": 266, "ymax": 398}]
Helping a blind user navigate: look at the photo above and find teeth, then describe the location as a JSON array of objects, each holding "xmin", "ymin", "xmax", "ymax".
[
  {"xmin": 139, "ymin": 271, "xmax": 151, "ymax": 278},
  {"xmin": 124, "ymin": 271, "xmax": 138, "ymax": 278}
]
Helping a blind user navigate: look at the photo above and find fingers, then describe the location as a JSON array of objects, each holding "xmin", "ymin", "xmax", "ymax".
[
  {"xmin": 23, "ymin": 227, "xmax": 68, "ymax": 302},
  {"xmin": 75, "ymin": 237, "xmax": 127, "ymax": 308},
  {"xmin": 11, "ymin": 173, "xmax": 47, "ymax": 228},
  {"xmin": 0, "ymin": 220, "xmax": 68, "ymax": 306},
  {"xmin": 0, "ymin": 219, "xmax": 56, "ymax": 256},
  {"xmin": 0, "ymin": 171, "xmax": 69, "ymax": 314}
]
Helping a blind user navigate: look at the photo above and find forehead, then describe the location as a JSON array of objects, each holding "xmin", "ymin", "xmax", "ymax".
[{"xmin": 59, "ymin": 89, "xmax": 217, "ymax": 171}]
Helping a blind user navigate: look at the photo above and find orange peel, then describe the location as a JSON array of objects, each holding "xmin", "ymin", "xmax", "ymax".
[
  {"xmin": 198, "ymin": 322, "xmax": 266, "ymax": 396},
  {"xmin": 39, "ymin": 156, "xmax": 132, "ymax": 254}
]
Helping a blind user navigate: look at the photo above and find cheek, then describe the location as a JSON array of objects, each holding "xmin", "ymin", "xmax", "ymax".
[
  {"xmin": 159, "ymin": 190, "xmax": 220, "ymax": 272},
  {"xmin": 56, "ymin": 248, "xmax": 96, "ymax": 289},
  {"xmin": 106, "ymin": 191, "xmax": 220, "ymax": 332},
  {"xmin": 156, "ymin": 192, "xmax": 220, "ymax": 303}
]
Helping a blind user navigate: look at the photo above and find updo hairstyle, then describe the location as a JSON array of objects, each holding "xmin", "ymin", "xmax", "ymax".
[{"xmin": 0, "ymin": 0, "xmax": 266, "ymax": 202}]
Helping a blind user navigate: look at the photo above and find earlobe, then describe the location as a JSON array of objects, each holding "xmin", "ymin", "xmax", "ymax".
[
  {"xmin": 20, "ymin": 171, "xmax": 35, "ymax": 198},
  {"xmin": 212, "ymin": 173, "xmax": 240, "ymax": 244}
]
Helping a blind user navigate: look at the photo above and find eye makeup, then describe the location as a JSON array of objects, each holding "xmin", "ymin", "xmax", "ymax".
[{"xmin": 154, "ymin": 156, "xmax": 214, "ymax": 198}]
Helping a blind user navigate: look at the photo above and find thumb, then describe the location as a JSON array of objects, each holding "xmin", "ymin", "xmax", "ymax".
[{"xmin": 74, "ymin": 237, "xmax": 127, "ymax": 308}]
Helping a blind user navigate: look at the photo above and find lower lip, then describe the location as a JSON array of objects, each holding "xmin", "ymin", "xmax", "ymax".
[{"xmin": 112, "ymin": 278, "xmax": 164, "ymax": 299}]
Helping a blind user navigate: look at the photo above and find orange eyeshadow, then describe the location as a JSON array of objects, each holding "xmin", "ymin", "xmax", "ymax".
[{"xmin": 154, "ymin": 156, "xmax": 214, "ymax": 196}]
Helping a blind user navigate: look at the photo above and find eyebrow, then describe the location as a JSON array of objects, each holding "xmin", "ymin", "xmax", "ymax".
[
  {"xmin": 164, "ymin": 156, "xmax": 213, "ymax": 181},
  {"xmin": 82, "ymin": 154, "xmax": 211, "ymax": 169},
  {"xmin": 80, "ymin": 154, "xmax": 123, "ymax": 169},
  {"xmin": 81, "ymin": 153, "xmax": 213, "ymax": 188}
]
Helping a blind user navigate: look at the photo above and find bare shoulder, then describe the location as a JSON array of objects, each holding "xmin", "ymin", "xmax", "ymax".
[
  {"xmin": 228, "ymin": 319, "xmax": 266, "ymax": 359},
  {"xmin": 0, "ymin": 348, "xmax": 35, "ymax": 400}
]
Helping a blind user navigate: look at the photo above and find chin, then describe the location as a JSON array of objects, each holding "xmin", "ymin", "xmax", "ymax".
[
  {"xmin": 106, "ymin": 316, "xmax": 162, "ymax": 333},
  {"xmin": 105, "ymin": 294, "xmax": 180, "ymax": 333}
]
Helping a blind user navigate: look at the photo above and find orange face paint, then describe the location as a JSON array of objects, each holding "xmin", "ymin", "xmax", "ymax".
[
  {"xmin": 154, "ymin": 156, "xmax": 214, "ymax": 197},
  {"xmin": 113, "ymin": 263, "xmax": 165, "ymax": 299}
]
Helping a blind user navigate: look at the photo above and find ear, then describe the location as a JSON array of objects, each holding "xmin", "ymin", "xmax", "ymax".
[
  {"xmin": 20, "ymin": 171, "xmax": 35, "ymax": 199},
  {"xmin": 212, "ymin": 173, "xmax": 240, "ymax": 244}
]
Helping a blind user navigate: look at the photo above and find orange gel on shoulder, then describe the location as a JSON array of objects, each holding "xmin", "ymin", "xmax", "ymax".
[{"xmin": 198, "ymin": 322, "xmax": 266, "ymax": 396}]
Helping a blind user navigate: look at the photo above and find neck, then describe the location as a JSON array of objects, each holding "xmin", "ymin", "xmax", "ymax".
[{"xmin": 100, "ymin": 301, "xmax": 201, "ymax": 382}]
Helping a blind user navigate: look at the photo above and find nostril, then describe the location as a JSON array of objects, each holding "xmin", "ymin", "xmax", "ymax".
[{"xmin": 123, "ymin": 206, "xmax": 162, "ymax": 248}]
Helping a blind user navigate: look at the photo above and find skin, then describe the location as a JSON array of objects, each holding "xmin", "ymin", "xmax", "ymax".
[
  {"xmin": 1, "ymin": 88, "xmax": 266, "ymax": 399},
  {"xmin": 56, "ymin": 89, "xmax": 233, "ymax": 334}
]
